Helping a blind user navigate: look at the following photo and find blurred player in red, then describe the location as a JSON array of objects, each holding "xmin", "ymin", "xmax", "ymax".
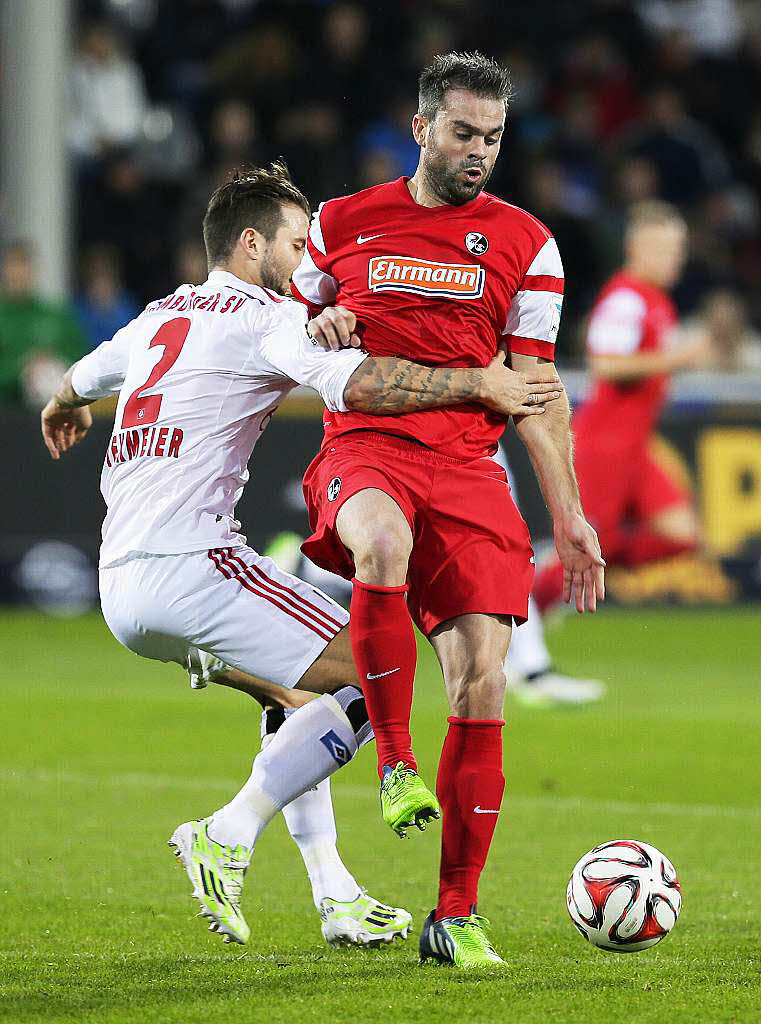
[
  {"xmin": 533, "ymin": 201, "xmax": 707, "ymax": 613},
  {"xmin": 291, "ymin": 51, "xmax": 604, "ymax": 967}
]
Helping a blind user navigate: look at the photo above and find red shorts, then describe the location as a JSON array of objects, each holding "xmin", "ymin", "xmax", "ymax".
[
  {"xmin": 301, "ymin": 431, "xmax": 534, "ymax": 635},
  {"xmin": 574, "ymin": 433, "xmax": 691, "ymax": 559}
]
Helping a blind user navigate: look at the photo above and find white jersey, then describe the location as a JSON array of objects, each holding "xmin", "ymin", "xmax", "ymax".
[{"xmin": 72, "ymin": 269, "xmax": 367, "ymax": 567}]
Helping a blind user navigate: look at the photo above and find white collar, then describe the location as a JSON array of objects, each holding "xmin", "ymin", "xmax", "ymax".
[{"xmin": 205, "ymin": 269, "xmax": 265, "ymax": 295}]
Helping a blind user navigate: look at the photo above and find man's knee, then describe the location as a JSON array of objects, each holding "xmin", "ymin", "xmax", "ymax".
[
  {"xmin": 337, "ymin": 491, "xmax": 412, "ymax": 586},
  {"xmin": 447, "ymin": 663, "xmax": 507, "ymax": 718},
  {"xmin": 352, "ymin": 525, "xmax": 412, "ymax": 583}
]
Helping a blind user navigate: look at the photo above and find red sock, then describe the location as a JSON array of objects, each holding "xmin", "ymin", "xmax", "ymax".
[
  {"xmin": 532, "ymin": 560, "xmax": 564, "ymax": 613},
  {"xmin": 625, "ymin": 528, "xmax": 697, "ymax": 566},
  {"xmin": 435, "ymin": 717, "xmax": 505, "ymax": 919},
  {"xmin": 349, "ymin": 578, "xmax": 417, "ymax": 776}
]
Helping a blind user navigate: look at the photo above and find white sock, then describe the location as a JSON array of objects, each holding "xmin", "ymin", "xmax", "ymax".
[
  {"xmin": 270, "ymin": 684, "xmax": 369, "ymax": 905},
  {"xmin": 279, "ymin": 773, "xmax": 361, "ymax": 906},
  {"xmin": 506, "ymin": 596, "xmax": 552, "ymax": 678},
  {"xmin": 208, "ymin": 693, "xmax": 359, "ymax": 849}
]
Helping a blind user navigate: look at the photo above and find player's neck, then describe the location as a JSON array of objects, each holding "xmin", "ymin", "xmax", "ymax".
[
  {"xmin": 623, "ymin": 262, "xmax": 664, "ymax": 290},
  {"xmin": 406, "ymin": 171, "xmax": 449, "ymax": 208},
  {"xmin": 215, "ymin": 259, "xmax": 262, "ymax": 289}
]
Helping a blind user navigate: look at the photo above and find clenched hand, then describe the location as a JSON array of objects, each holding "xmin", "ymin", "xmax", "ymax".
[{"xmin": 307, "ymin": 306, "xmax": 362, "ymax": 351}]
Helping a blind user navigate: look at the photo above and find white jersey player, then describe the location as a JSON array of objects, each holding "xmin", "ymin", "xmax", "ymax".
[
  {"xmin": 76, "ymin": 271, "xmax": 366, "ymax": 685},
  {"xmin": 40, "ymin": 161, "xmax": 559, "ymax": 951}
]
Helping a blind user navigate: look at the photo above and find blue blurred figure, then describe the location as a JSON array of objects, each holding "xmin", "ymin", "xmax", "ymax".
[{"xmin": 75, "ymin": 244, "xmax": 139, "ymax": 350}]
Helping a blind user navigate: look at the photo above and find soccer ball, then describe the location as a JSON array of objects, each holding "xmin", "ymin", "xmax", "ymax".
[{"xmin": 566, "ymin": 839, "xmax": 682, "ymax": 953}]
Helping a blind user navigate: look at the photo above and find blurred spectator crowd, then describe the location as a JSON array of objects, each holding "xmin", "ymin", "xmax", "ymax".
[{"xmin": 3, "ymin": 0, "xmax": 761, "ymax": 406}]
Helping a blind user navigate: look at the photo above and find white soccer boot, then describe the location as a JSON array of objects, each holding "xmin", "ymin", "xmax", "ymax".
[
  {"xmin": 168, "ymin": 818, "xmax": 252, "ymax": 944},
  {"xmin": 320, "ymin": 890, "xmax": 412, "ymax": 947},
  {"xmin": 511, "ymin": 670, "xmax": 606, "ymax": 707}
]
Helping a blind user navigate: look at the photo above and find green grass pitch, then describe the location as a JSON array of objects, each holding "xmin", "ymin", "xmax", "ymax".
[{"xmin": 2, "ymin": 606, "xmax": 760, "ymax": 1023}]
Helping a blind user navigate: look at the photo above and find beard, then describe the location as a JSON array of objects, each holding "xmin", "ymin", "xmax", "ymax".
[
  {"xmin": 260, "ymin": 249, "xmax": 290, "ymax": 294},
  {"xmin": 422, "ymin": 138, "xmax": 494, "ymax": 206}
]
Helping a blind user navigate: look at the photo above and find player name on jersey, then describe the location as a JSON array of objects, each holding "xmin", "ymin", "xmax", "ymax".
[
  {"xmin": 367, "ymin": 256, "xmax": 485, "ymax": 299},
  {"xmin": 105, "ymin": 425, "xmax": 184, "ymax": 467}
]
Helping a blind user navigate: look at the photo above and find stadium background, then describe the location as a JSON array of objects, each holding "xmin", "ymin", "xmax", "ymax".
[
  {"xmin": 2, "ymin": 4, "xmax": 761, "ymax": 1023},
  {"xmin": 2, "ymin": 0, "xmax": 761, "ymax": 608}
]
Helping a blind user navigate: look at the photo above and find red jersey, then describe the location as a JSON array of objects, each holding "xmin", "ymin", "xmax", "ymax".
[
  {"xmin": 291, "ymin": 176, "xmax": 564, "ymax": 460},
  {"xmin": 574, "ymin": 270, "xmax": 677, "ymax": 447}
]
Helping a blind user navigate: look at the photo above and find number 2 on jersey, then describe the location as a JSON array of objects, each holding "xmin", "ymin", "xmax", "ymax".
[{"xmin": 121, "ymin": 318, "xmax": 191, "ymax": 429}]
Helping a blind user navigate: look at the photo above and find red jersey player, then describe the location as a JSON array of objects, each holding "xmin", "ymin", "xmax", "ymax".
[
  {"xmin": 292, "ymin": 52, "xmax": 604, "ymax": 968},
  {"xmin": 533, "ymin": 201, "xmax": 707, "ymax": 613}
]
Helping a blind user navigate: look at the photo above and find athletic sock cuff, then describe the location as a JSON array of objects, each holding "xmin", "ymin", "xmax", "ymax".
[
  {"xmin": 446, "ymin": 716, "xmax": 505, "ymax": 727},
  {"xmin": 351, "ymin": 578, "xmax": 409, "ymax": 595},
  {"xmin": 261, "ymin": 707, "xmax": 286, "ymax": 737},
  {"xmin": 332, "ymin": 684, "xmax": 373, "ymax": 749},
  {"xmin": 331, "ymin": 683, "xmax": 363, "ymax": 714}
]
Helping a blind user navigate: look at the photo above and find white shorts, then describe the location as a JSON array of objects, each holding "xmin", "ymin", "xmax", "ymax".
[{"xmin": 99, "ymin": 545, "xmax": 349, "ymax": 688}]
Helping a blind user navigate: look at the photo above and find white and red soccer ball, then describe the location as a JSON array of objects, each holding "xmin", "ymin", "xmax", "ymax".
[{"xmin": 567, "ymin": 839, "xmax": 682, "ymax": 952}]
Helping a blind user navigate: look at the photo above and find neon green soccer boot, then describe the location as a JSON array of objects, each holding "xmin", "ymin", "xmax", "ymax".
[
  {"xmin": 419, "ymin": 910, "xmax": 505, "ymax": 968},
  {"xmin": 380, "ymin": 762, "xmax": 440, "ymax": 838},
  {"xmin": 320, "ymin": 890, "xmax": 412, "ymax": 946},
  {"xmin": 168, "ymin": 818, "xmax": 252, "ymax": 944}
]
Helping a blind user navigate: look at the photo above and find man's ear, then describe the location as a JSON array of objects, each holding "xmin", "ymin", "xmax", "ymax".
[
  {"xmin": 238, "ymin": 227, "xmax": 265, "ymax": 262},
  {"xmin": 412, "ymin": 113, "xmax": 429, "ymax": 147}
]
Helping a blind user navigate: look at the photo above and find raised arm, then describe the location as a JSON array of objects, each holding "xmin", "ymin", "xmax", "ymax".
[{"xmin": 511, "ymin": 351, "xmax": 604, "ymax": 613}]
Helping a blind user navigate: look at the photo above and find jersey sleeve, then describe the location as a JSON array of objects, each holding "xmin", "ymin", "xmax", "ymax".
[
  {"xmin": 70, "ymin": 323, "xmax": 133, "ymax": 399},
  {"xmin": 290, "ymin": 202, "xmax": 339, "ymax": 316},
  {"xmin": 503, "ymin": 237, "xmax": 564, "ymax": 361},
  {"xmin": 586, "ymin": 288, "xmax": 647, "ymax": 355},
  {"xmin": 258, "ymin": 300, "xmax": 367, "ymax": 413}
]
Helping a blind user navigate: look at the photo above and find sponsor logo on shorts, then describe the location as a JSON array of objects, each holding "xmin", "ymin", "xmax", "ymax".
[
  {"xmin": 465, "ymin": 231, "xmax": 489, "ymax": 255},
  {"xmin": 368, "ymin": 256, "xmax": 485, "ymax": 300},
  {"xmin": 327, "ymin": 476, "xmax": 342, "ymax": 501}
]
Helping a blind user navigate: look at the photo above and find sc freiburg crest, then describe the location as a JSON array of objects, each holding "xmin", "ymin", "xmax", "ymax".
[
  {"xmin": 465, "ymin": 231, "xmax": 489, "ymax": 255},
  {"xmin": 327, "ymin": 477, "xmax": 342, "ymax": 501}
]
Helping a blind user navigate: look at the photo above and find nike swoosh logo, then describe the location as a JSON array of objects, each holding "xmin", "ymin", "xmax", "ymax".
[
  {"xmin": 356, "ymin": 233, "xmax": 385, "ymax": 245},
  {"xmin": 473, "ymin": 806, "xmax": 500, "ymax": 814},
  {"xmin": 366, "ymin": 667, "xmax": 401, "ymax": 680}
]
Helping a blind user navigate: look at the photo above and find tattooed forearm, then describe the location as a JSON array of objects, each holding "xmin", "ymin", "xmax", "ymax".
[{"xmin": 343, "ymin": 357, "xmax": 485, "ymax": 414}]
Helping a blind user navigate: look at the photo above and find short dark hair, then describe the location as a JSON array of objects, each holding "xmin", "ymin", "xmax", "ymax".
[
  {"xmin": 418, "ymin": 51, "xmax": 512, "ymax": 121},
  {"xmin": 202, "ymin": 159, "xmax": 310, "ymax": 268}
]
